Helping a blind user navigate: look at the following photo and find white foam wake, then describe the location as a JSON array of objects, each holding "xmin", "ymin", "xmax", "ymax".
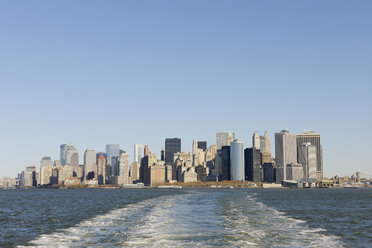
[
  {"xmin": 20, "ymin": 191, "xmax": 345, "ymax": 248},
  {"xmin": 18, "ymin": 194, "xmax": 185, "ymax": 248},
  {"xmin": 220, "ymin": 194, "xmax": 345, "ymax": 247}
]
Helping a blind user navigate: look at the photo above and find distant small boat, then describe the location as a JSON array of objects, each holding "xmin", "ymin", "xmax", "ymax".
[
  {"xmin": 158, "ymin": 185, "xmax": 182, "ymax": 189},
  {"xmin": 227, "ymin": 185, "xmax": 234, "ymax": 189}
]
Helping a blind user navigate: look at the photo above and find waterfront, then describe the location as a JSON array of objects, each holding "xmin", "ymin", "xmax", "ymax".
[{"xmin": 0, "ymin": 188, "xmax": 371, "ymax": 247}]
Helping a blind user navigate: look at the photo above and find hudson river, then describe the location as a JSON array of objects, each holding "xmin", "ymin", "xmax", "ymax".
[{"xmin": 0, "ymin": 188, "xmax": 371, "ymax": 247}]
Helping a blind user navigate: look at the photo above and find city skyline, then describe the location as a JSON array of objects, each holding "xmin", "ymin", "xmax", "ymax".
[
  {"xmin": 1, "ymin": 1, "xmax": 372, "ymax": 178},
  {"xmin": 6, "ymin": 129, "xmax": 342, "ymax": 179}
]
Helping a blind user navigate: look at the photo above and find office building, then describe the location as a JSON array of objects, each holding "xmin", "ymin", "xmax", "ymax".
[
  {"xmin": 296, "ymin": 131, "xmax": 323, "ymax": 180},
  {"xmin": 60, "ymin": 144, "xmax": 66, "ymax": 166},
  {"xmin": 59, "ymin": 144, "xmax": 79, "ymax": 167},
  {"xmin": 197, "ymin": 141, "xmax": 207, "ymax": 151},
  {"xmin": 134, "ymin": 144, "xmax": 144, "ymax": 164},
  {"xmin": 106, "ymin": 144, "xmax": 120, "ymax": 167},
  {"xmin": 230, "ymin": 139, "xmax": 244, "ymax": 181},
  {"xmin": 165, "ymin": 138, "xmax": 181, "ymax": 163},
  {"xmin": 253, "ymin": 132, "xmax": 260, "ymax": 149},
  {"xmin": 161, "ymin": 148, "xmax": 165, "ymax": 161},
  {"xmin": 40, "ymin": 157, "xmax": 53, "ymax": 168},
  {"xmin": 261, "ymin": 131, "xmax": 271, "ymax": 154},
  {"xmin": 298, "ymin": 143, "xmax": 317, "ymax": 179},
  {"xmin": 22, "ymin": 165, "xmax": 36, "ymax": 187},
  {"xmin": 245, "ymin": 147, "xmax": 261, "ymax": 182},
  {"xmin": 275, "ymin": 130, "xmax": 297, "ymax": 183},
  {"xmin": 262, "ymin": 163, "xmax": 274, "ymax": 183},
  {"xmin": 286, "ymin": 163, "xmax": 304, "ymax": 181},
  {"xmin": 60, "ymin": 144, "xmax": 79, "ymax": 166},
  {"xmin": 216, "ymin": 132, "xmax": 235, "ymax": 149},
  {"xmin": 275, "ymin": 130, "xmax": 297, "ymax": 166},
  {"xmin": 97, "ymin": 153, "xmax": 107, "ymax": 184},
  {"xmin": 118, "ymin": 151, "xmax": 130, "ymax": 185},
  {"xmin": 84, "ymin": 149, "xmax": 97, "ymax": 180},
  {"xmin": 221, "ymin": 146, "xmax": 231, "ymax": 180},
  {"xmin": 144, "ymin": 145, "xmax": 150, "ymax": 156}
]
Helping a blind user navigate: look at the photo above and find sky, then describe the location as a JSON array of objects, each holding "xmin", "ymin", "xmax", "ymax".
[{"xmin": 0, "ymin": 0, "xmax": 371, "ymax": 178}]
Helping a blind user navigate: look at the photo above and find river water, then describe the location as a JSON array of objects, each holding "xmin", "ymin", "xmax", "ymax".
[{"xmin": 0, "ymin": 188, "xmax": 371, "ymax": 247}]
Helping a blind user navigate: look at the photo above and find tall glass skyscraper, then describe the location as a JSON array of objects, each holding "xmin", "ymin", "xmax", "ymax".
[
  {"xmin": 230, "ymin": 139, "xmax": 244, "ymax": 181},
  {"xmin": 134, "ymin": 144, "xmax": 144, "ymax": 164},
  {"xmin": 165, "ymin": 138, "xmax": 181, "ymax": 163},
  {"xmin": 106, "ymin": 144, "xmax": 120, "ymax": 166}
]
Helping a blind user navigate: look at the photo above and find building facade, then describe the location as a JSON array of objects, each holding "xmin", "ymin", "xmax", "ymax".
[
  {"xmin": 230, "ymin": 139, "xmax": 244, "ymax": 181},
  {"xmin": 84, "ymin": 149, "xmax": 97, "ymax": 180},
  {"xmin": 216, "ymin": 132, "xmax": 235, "ymax": 149},
  {"xmin": 134, "ymin": 144, "xmax": 144, "ymax": 164},
  {"xmin": 296, "ymin": 131, "xmax": 323, "ymax": 180},
  {"xmin": 298, "ymin": 143, "xmax": 317, "ymax": 179},
  {"xmin": 245, "ymin": 147, "xmax": 261, "ymax": 182},
  {"xmin": 165, "ymin": 138, "xmax": 181, "ymax": 163}
]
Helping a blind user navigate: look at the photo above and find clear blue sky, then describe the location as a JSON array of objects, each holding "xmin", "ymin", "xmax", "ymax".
[{"xmin": 1, "ymin": 0, "xmax": 371, "ymax": 178}]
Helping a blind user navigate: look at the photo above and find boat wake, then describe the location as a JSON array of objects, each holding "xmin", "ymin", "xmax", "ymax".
[{"xmin": 20, "ymin": 191, "xmax": 344, "ymax": 248}]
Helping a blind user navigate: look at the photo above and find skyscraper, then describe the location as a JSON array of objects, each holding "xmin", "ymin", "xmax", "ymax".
[
  {"xmin": 192, "ymin": 140, "xmax": 198, "ymax": 155},
  {"xmin": 252, "ymin": 131, "xmax": 271, "ymax": 154},
  {"xmin": 165, "ymin": 138, "xmax": 181, "ymax": 163},
  {"xmin": 65, "ymin": 145, "xmax": 79, "ymax": 167},
  {"xmin": 275, "ymin": 130, "xmax": 297, "ymax": 183},
  {"xmin": 60, "ymin": 144, "xmax": 78, "ymax": 166},
  {"xmin": 118, "ymin": 151, "xmax": 130, "ymax": 185},
  {"xmin": 161, "ymin": 148, "xmax": 165, "ymax": 161},
  {"xmin": 298, "ymin": 142, "xmax": 317, "ymax": 179},
  {"xmin": 134, "ymin": 144, "xmax": 144, "ymax": 164},
  {"xmin": 261, "ymin": 131, "xmax": 271, "ymax": 154},
  {"xmin": 40, "ymin": 157, "xmax": 53, "ymax": 186},
  {"xmin": 275, "ymin": 130, "xmax": 297, "ymax": 166},
  {"xmin": 296, "ymin": 131, "xmax": 323, "ymax": 180},
  {"xmin": 221, "ymin": 146, "xmax": 231, "ymax": 180},
  {"xmin": 216, "ymin": 132, "xmax": 235, "ymax": 149},
  {"xmin": 40, "ymin": 157, "xmax": 53, "ymax": 168},
  {"xmin": 252, "ymin": 132, "xmax": 260, "ymax": 150},
  {"xmin": 84, "ymin": 149, "xmax": 97, "ymax": 180},
  {"xmin": 144, "ymin": 145, "xmax": 150, "ymax": 156},
  {"xmin": 245, "ymin": 147, "xmax": 261, "ymax": 182},
  {"xmin": 197, "ymin": 141, "xmax": 207, "ymax": 151},
  {"xmin": 60, "ymin": 144, "xmax": 66, "ymax": 165},
  {"xmin": 230, "ymin": 139, "xmax": 245, "ymax": 181},
  {"xmin": 106, "ymin": 144, "xmax": 120, "ymax": 167},
  {"xmin": 96, "ymin": 153, "xmax": 107, "ymax": 184}
]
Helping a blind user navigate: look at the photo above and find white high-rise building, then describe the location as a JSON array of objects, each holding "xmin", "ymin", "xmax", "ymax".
[
  {"xmin": 134, "ymin": 144, "xmax": 144, "ymax": 164},
  {"xmin": 40, "ymin": 157, "xmax": 53, "ymax": 168},
  {"xmin": 261, "ymin": 131, "xmax": 271, "ymax": 154},
  {"xmin": 275, "ymin": 130, "xmax": 298, "ymax": 183},
  {"xmin": 252, "ymin": 132, "xmax": 260, "ymax": 150},
  {"xmin": 275, "ymin": 130, "xmax": 297, "ymax": 166},
  {"xmin": 84, "ymin": 149, "xmax": 97, "ymax": 180},
  {"xmin": 118, "ymin": 151, "xmax": 130, "ymax": 185}
]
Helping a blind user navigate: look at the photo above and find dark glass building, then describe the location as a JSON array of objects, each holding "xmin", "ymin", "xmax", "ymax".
[
  {"xmin": 262, "ymin": 163, "xmax": 274, "ymax": 183},
  {"xmin": 197, "ymin": 141, "xmax": 207, "ymax": 151},
  {"xmin": 244, "ymin": 147, "xmax": 262, "ymax": 182},
  {"xmin": 165, "ymin": 138, "xmax": 181, "ymax": 163},
  {"xmin": 221, "ymin": 146, "xmax": 231, "ymax": 180}
]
